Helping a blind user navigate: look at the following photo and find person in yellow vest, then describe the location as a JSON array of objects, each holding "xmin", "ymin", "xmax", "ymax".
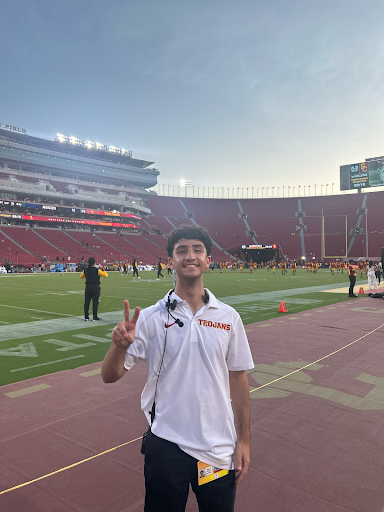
[
  {"xmin": 340, "ymin": 261, "xmax": 346, "ymax": 274},
  {"xmin": 272, "ymin": 260, "xmax": 276, "ymax": 273},
  {"xmin": 336, "ymin": 260, "xmax": 340, "ymax": 273},
  {"xmin": 249, "ymin": 260, "xmax": 253, "ymax": 273},
  {"xmin": 80, "ymin": 257, "xmax": 108, "ymax": 321},
  {"xmin": 224, "ymin": 262, "xmax": 228, "ymax": 270},
  {"xmin": 232, "ymin": 261, "xmax": 237, "ymax": 271},
  {"xmin": 280, "ymin": 260, "xmax": 287, "ymax": 275},
  {"xmin": 219, "ymin": 262, "xmax": 223, "ymax": 273},
  {"xmin": 266, "ymin": 261, "xmax": 270, "ymax": 272},
  {"xmin": 330, "ymin": 260, "xmax": 336, "ymax": 275},
  {"xmin": 313, "ymin": 260, "xmax": 318, "ymax": 273},
  {"xmin": 291, "ymin": 260, "xmax": 296, "ymax": 275},
  {"xmin": 347, "ymin": 261, "xmax": 357, "ymax": 297},
  {"xmin": 239, "ymin": 261, "xmax": 243, "ymax": 272},
  {"xmin": 307, "ymin": 261, "xmax": 312, "ymax": 272},
  {"xmin": 358, "ymin": 260, "xmax": 365, "ymax": 278}
]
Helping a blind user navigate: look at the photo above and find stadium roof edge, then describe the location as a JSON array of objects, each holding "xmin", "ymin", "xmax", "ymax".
[{"xmin": 0, "ymin": 129, "xmax": 155, "ymax": 171}]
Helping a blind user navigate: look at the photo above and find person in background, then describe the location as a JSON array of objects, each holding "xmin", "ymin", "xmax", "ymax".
[
  {"xmin": 367, "ymin": 261, "xmax": 378, "ymax": 290},
  {"xmin": 132, "ymin": 259, "xmax": 140, "ymax": 279},
  {"xmin": 374, "ymin": 260, "xmax": 382, "ymax": 285},
  {"xmin": 80, "ymin": 257, "xmax": 108, "ymax": 321},
  {"xmin": 347, "ymin": 260, "xmax": 357, "ymax": 297},
  {"xmin": 156, "ymin": 258, "xmax": 165, "ymax": 280}
]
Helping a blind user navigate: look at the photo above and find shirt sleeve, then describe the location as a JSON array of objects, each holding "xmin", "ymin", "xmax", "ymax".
[
  {"xmin": 98, "ymin": 269, "xmax": 108, "ymax": 277},
  {"xmin": 80, "ymin": 271, "xmax": 85, "ymax": 279},
  {"xmin": 226, "ymin": 314, "xmax": 254, "ymax": 371},
  {"xmin": 124, "ymin": 313, "xmax": 149, "ymax": 371}
]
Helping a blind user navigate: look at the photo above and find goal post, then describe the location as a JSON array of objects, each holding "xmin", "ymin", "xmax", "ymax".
[{"xmin": 322, "ymin": 215, "xmax": 348, "ymax": 259}]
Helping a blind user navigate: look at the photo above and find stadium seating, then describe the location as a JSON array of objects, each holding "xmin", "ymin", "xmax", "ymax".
[
  {"xmin": 65, "ymin": 231, "xmax": 126, "ymax": 262},
  {"xmin": 36, "ymin": 229, "xmax": 95, "ymax": 262},
  {"xmin": 1, "ymin": 227, "xmax": 68, "ymax": 263},
  {"xmin": 0, "ymin": 226, "xmax": 41, "ymax": 265}
]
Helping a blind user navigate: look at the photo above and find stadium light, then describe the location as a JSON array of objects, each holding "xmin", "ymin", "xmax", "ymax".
[{"xmin": 55, "ymin": 133, "xmax": 132, "ymax": 157}]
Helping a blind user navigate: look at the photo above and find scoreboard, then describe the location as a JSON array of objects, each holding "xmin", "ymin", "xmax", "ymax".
[
  {"xmin": 241, "ymin": 244, "xmax": 278, "ymax": 263},
  {"xmin": 340, "ymin": 159, "xmax": 384, "ymax": 190},
  {"xmin": 241, "ymin": 244, "xmax": 277, "ymax": 250}
]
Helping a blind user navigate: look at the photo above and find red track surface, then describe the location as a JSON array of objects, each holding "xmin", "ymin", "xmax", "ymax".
[{"xmin": 1, "ymin": 299, "xmax": 384, "ymax": 511}]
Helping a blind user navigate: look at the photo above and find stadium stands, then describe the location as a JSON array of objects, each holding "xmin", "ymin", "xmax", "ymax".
[
  {"xmin": 65, "ymin": 231, "xmax": 126, "ymax": 262},
  {"xmin": 1, "ymin": 227, "xmax": 68, "ymax": 263},
  {"xmin": 35, "ymin": 229, "xmax": 95, "ymax": 262},
  {"xmin": 1, "ymin": 190, "xmax": 384, "ymax": 265},
  {"xmin": 0, "ymin": 226, "xmax": 41, "ymax": 265}
]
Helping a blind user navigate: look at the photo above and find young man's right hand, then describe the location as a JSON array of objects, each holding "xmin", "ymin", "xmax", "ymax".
[{"xmin": 112, "ymin": 300, "xmax": 140, "ymax": 348}]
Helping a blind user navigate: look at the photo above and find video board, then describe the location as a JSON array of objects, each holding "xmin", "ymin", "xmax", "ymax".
[
  {"xmin": 241, "ymin": 244, "xmax": 278, "ymax": 250},
  {"xmin": 340, "ymin": 160, "xmax": 384, "ymax": 190}
]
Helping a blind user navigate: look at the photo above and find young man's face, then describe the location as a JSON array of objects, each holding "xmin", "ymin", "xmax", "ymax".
[{"xmin": 168, "ymin": 238, "xmax": 211, "ymax": 279}]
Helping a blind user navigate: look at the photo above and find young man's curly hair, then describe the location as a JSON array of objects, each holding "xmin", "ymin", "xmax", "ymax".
[{"xmin": 166, "ymin": 225, "xmax": 212, "ymax": 257}]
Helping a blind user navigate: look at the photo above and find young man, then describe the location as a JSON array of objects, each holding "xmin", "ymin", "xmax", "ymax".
[
  {"xmin": 291, "ymin": 260, "xmax": 296, "ymax": 275},
  {"xmin": 330, "ymin": 260, "xmax": 336, "ymax": 275},
  {"xmin": 101, "ymin": 226, "xmax": 253, "ymax": 512}
]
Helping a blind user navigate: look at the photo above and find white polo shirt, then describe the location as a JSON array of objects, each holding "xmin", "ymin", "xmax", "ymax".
[{"xmin": 124, "ymin": 289, "xmax": 254, "ymax": 470}]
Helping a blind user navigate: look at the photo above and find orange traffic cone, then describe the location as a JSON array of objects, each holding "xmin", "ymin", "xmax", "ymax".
[
  {"xmin": 278, "ymin": 301, "xmax": 288, "ymax": 313},
  {"xmin": 358, "ymin": 287, "xmax": 365, "ymax": 294}
]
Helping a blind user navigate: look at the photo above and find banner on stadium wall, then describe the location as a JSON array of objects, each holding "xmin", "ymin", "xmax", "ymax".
[
  {"xmin": 0, "ymin": 200, "xmax": 142, "ymax": 220},
  {"xmin": 0, "ymin": 213, "xmax": 140, "ymax": 229}
]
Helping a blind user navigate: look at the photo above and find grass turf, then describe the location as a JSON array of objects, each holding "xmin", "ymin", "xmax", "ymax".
[{"xmin": 0, "ymin": 268, "xmax": 368, "ymax": 386}]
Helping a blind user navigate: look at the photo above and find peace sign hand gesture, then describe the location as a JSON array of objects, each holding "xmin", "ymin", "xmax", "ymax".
[{"xmin": 112, "ymin": 300, "xmax": 141, "ymax": 348}]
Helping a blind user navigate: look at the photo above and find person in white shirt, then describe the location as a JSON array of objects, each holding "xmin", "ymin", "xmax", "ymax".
[
  {"xmin": 368, "ymin": 260, "xmax": 378, "ymax": 290},
  {"xmin": 101, "ymin": 225, "xmax": 254, "ymax": 512}
]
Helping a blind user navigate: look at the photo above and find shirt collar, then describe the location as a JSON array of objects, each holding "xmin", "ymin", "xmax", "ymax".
[{"xmin": 162, "ymin": 288, "xmax": 219, "ymax": 309}]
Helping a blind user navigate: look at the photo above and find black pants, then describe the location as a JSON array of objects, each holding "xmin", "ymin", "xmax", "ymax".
[
  {"xmin": 157, "ymin": 270, "xmax": 164, "ymax": 278},
  {"xmin": 84, "ymin": 285, "xmax": 100, "ymax": 319},
  {"xmin": 144, "ymin": 432, "xmax": 236, "ymax": 512},
  {"xmin": 375, "ymin": 270, "xmax": 381, "ymax": 284},
  {"xmin": 349, "ymin": 275, "xmax": 356, "ymax": 296},
  {"xmin": 133, "ymin": 268, "xmax": 139, "ymax": 277},
  {"xmin": 167, "ymin": 267, "xmax": 172, "ymax": 274}
]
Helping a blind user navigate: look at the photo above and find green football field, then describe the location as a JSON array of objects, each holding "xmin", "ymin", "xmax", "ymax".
[{"xmin": 0, "ymin": 268, "xmax": 367, "ymax": 386}]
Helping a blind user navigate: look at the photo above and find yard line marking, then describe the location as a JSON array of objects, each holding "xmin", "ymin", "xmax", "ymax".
[
  {"xmin": 0, "ymin": 320, "xmax": 10, "ymax": 324},
  {"xmin": 9, "ymin": 355, "xmax": 84, "ymax": 373},
  {"xmin": 0, "ymin": 435, "xmax": 143, "ymax": 495},
  {"xmin": 73, "ymin": 334, "xmax": 110, "ymax": 344},
  {"xmin": 0, "ymin": 304, "xmax": 73, "ymax": 316},
  {"xmin": 5, "ymin": 383, "xmax": 51, "ymax": 398},
  {"xmin": 79, "ymin": 368, "xmax": 101, "ymax": 377}
]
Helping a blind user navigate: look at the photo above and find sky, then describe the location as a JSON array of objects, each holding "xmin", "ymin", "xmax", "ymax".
[{"xmin": 1, "ymin": 0, "xmax": 384, "ymax": 197}]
